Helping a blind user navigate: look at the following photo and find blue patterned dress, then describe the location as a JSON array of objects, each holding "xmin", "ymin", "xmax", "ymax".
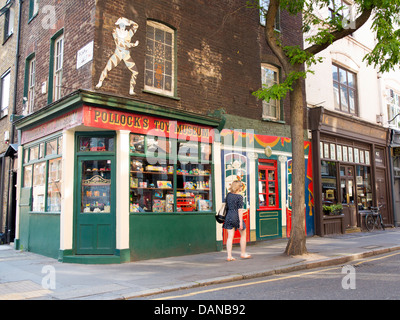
[{"xmin": 223, "ymin": 192, "xmax": 245, "ymax": 230}]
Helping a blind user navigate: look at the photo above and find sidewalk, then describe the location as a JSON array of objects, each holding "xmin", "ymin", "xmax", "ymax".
[{"xmin": 1, "ymin": 228, "xmax": 400, "ymax": 300}]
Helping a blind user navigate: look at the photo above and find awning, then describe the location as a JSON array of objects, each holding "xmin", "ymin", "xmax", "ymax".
[{"xmin": 5, "ymin": 143, "xmax": 18, "ymax": 157}]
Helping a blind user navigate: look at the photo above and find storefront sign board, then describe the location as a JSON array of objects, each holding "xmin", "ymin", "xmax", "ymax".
[
  {"xmin": 82, "ymin": 105, "xmax": 214, "ymax": 142},
  {"xmin": 21, "ymin": 108, "xmax": 84, "ymax": 144}
]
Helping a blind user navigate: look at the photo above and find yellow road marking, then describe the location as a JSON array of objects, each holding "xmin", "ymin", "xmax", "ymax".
[{"xmin": 154, "ymin": 251, "xmax": 400, "ymax": 300}]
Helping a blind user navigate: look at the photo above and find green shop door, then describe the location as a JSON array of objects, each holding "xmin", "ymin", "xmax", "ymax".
[{"xmin": 76, "ymin": 157, "xmax": 116, "ymax": 254}]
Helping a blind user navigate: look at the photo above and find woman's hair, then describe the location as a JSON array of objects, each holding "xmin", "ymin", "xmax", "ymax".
[{"xmin": 229, "ymin": 180, "xmax": 243, "ymax": 193}]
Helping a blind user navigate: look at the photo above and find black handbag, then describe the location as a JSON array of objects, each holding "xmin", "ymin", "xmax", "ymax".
[{"xmin": 215, "ymin": 202, "xmax": 227, "ymax": 224}]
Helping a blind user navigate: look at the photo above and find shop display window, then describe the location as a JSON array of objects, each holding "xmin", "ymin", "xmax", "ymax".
[
  {"xmin": 129, "ymin": 134, "xmax": 213, "ymax": 213},
  {"xmin": 23, "ymin": 165, "xmax": 33, "ymax": 188},
  {"xmin": 356, "ymin": 166, "xmax": 372, "ymax": 210},
  {"xmin": 47, "ymin": 158, "xmax": 62, "ymax": 212},
  {"xmin": 130, "ymin": 134, "xmax": 145, "ymax": 154},
  {"xmin": 32, "ymin": 162, "xmax": 46, "ymax": 212},
  {"xmin": 81, "ymin": 160, "xmax": 112, "ymax": 213},
  {"xmin": 130, "ymin": 157, "xmax": 174, "ymax": 212},
  {"xmin": 22, "ymin": 135, "xmax": 63, "ymax": 213},
  {"xmin": 321, "ymin": 161, "xmax": 338, "ymax": 205},
  {"xmin": 78, "ymin": 136, "xmax": 114, "ymax": 152},
  {"xmin": 176, "ymin": 162, "xmax": 212, "ymax": 212},
  {"xmin": 46, "ymin": 139, "xmax": 58, "ymax": 157}
]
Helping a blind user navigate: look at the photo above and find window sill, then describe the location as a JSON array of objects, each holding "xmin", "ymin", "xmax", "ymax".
[
  {"xmin": 142, "ymin": 89, "xmax": 180, "ymax": 101},
  {"xmin": 261, "ymin": 117, "xmax": 285, "ymax": 124},
  {"xmin": 29, "ymin": 211, "xmax": 61, "ymax": 215},
  {"xmin": 28, "ymin": 12, "xmax": 39, "ymax": 24},
  {"xmin": 2, "ymin": 33, "xmax": 13, "ymax": 45}
]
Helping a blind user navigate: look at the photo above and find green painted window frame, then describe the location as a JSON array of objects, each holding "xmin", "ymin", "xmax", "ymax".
[
  {"xmin": 28, "ymin": 0, "xmax": 39, "ymax": 22},
  {"xmin": 23, "ymin": 52, "xmax": 36, "ymax": 115},
  {"xmin": 22, "ymin": 133, "xmax": 63, "ymax": 213},
  {"xmin": 47, "ymin": 28, "xmax": 64, "ymax": 104},
  {"xmin": 3, "ymin": 0, "xmax": 14, "ymax": 43},
  {"xmin": 129, "ymin": 134, "xmax": 214, "ymax": 214}
]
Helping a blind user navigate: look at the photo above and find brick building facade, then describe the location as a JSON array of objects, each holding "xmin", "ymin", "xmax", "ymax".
[
  {"xmin": 0, "ymin": 0, "xmax": 21, "ymax": 242},
  {"xmin": 12, "ymin": 0, "xmax": 310, "ymax": 262}
]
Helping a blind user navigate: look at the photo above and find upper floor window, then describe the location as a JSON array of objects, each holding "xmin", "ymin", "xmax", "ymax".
[
  {"xmin": 3, "ymin": 0, "xmax": 14, "ymax": 42},
  {"xmin": 259, "ymin": 0, "xmax": 280, "ymax": 31},
  {"xmin": 145, "ymin": 21, "xmax": 175, "ymax": 97},
  {"xmin": 29, "ymin": 0, "xmax": 39, "ymax": 21},
  {"xmin": 329, "ymin": 0, "xmax": 350, "ymax": 19},
  {"xmin": 332, "ymin": 64, "xmax": 357, "ymax": 115},
  {"xmin": 53, "ymin": 34, "xmax": 64, "ymax": 101},
  {"xmin": 0, "ymin": 70, "xmax": 11, "ymax": 118},
  {"xmin": 28, "ymin": 57, "xmax": 35, "ymax": 114},
  {"xmin": 387, "ymin": 89, "xmax": 400, "ymax": 129},
  {"xmin": 261, "ymin": 64, "xmax": 280, "ymax": 120}
]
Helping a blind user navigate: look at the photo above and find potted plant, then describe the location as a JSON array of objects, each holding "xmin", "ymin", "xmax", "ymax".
[{"xmin": 323, "ymin": 204, "xmax": 343, "ymax": 216}]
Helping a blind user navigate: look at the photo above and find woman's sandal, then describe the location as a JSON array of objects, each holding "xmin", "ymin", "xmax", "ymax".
[
  {"xmin": 240, "ymin": 254, "xmax": 252, "ymax": 259},
  {"xmin": 226, "ymin": 257, "xmax": 236, "ymax": 261}
]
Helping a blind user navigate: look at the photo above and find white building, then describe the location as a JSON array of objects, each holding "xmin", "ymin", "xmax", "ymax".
[{"xmin": 305, "ymin": 1, "xmax": 396, "ymax": 235}]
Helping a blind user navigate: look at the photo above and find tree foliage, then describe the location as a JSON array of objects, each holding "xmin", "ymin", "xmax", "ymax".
[{"xmin": 247, "ymin": 0, "xmax": 400, "ymax": 255}]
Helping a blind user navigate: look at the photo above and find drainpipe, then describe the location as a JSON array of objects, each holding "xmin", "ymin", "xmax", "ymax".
[{"xmin": 5, "ymin": 0, "xmax": 23, "ymax": 244}]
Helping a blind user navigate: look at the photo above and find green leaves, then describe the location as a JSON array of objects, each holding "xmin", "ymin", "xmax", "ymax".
[{"xmin": 253, "ymin": 70, "xmax": 309, "ymax": 102}]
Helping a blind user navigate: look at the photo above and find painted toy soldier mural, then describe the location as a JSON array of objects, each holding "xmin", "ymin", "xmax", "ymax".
[{"xmin": 96, "ymin": 17, "xmax": 139, "ymax": 95}]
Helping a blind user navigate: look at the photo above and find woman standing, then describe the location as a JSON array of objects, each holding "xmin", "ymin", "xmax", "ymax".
[{"xmin": 223, "ymin": 181, "xmax": 252, "ymax": 261}]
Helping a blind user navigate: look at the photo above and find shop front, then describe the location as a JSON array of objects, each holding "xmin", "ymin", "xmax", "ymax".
[
  {"xmin": 309, "ymin": 107, "xmax": 393, "ymax": 235},
  {"xmin": 217, "ymin": 129, "xmax": 314, "ymax": 247},
  {"xmin": 15, "ymin": 90, "xmax": 223, "ymax": 263}
]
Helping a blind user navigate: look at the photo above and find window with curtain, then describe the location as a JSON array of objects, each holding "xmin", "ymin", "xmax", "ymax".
[
  {"xmin": 145, "ymin": 21, "xmax": 175, "ymax": 96},
  {"xmin": 261, "ymin": 64, "xmax": 280, "ymax": 120}
]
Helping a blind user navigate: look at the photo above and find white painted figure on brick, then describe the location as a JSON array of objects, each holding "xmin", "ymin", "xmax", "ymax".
[{"xmin": 96, "ymin": 17, "xmax": 139, "ymax": 95}]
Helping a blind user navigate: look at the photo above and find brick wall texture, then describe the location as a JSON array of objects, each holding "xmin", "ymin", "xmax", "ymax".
[{"xmin": 14, "ymin": 0, "xmax": 305, "ymax": 131}]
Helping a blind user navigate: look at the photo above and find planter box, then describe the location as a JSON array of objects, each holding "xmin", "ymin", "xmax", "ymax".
[{"xmin": 322, "ymin": 214, "xmax": 345, "ymax": 235}]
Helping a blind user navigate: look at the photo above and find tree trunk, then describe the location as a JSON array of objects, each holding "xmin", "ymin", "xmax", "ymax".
[{"xmin": 285, "ymin": 77, "xmax": 307, "ymax": 256}]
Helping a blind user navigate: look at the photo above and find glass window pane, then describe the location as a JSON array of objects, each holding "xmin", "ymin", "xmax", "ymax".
[
  {"xmin": 78, "ymin": 137, "xmax": 114, "ymax": 152},
  {"xmin": 146, "ymin": 25, "xmax": 154, "ymax": 40},
  {"xmin": 321, "ymin": 161, "xmax": 338, "ymax": 205},
  {"xmin": 177, "ymin": 162, "xmax": 212, "ymax": 212},
  {"xmin": 32, "ymin": 162, "xmax": 46, "ymax": 212},
  {"xmin": 178, "ymin": 140, "xmax": 198, "ymax": 159},
  {"xmin": 155, "ymin": 28, "xmax": 164, "ymax": 42},
  {"xmin": 339, "ymin": 67, "xmax": 347, "ymax": 85},
  {"xmin": 333, "ymin": 82, "xmax": 340, "ymax": 110},
  {"xmin": 30, "ymin": 146, "xmax": 39, "ymax": 160},
  {"xmin": 347, "ymin": 72, "xmax": 355, "ymax": 88},
  {"xmin": 268, "ymin": 194, "xmax": 276, "ymax": 206},
  {"xmin": 81, "ymin": 160, "xmax": 112, "ymax": 213},
  {"xmin": 145, "ymin": 70, "xmax": 154, "ymax": 87},
  {"xmin": 349, "ymin": 89, "xmax": 356, "ymax": 114},
  {"xmin": 340, "ymin": 85, "xmax": 349, "ymax": 112},
  {"xmin": 24, "ymin": 149, "xmax": 29, "ymax": 164},
  {"xmin": 332, "ymin": 65, "xmax": 338, "ymax": 82},
  {"xmin": 165, "ymin": 32, "xmax": 172, "ymax": 46},
  {"xmin": 46, "ymin": 139, "xmax": 58, "ymax": 156},
  {"xmin": 24, "ymin": 165, "xmax": 33, "ymax": 188},
  {"xmin": 147, "ymin": 136, "xmax": 171, "ymax": 158},
  {"xmin": 130, "ymin": 134, "xmax": 145, "ymax": 154},
  {"xmin": 356, "ymin": 165, "xmax": 372, "ymax": 210},
  {"xmin": 200, "ymin": 143, "xmax": 212, "ymax": 162},
  {"xmin": 58, "ymin": 136, "xmax": 63, "ymax": 155},
  {"xmin": 47, "ymin": 158, "xmax": 62, "ymax": 212}
]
